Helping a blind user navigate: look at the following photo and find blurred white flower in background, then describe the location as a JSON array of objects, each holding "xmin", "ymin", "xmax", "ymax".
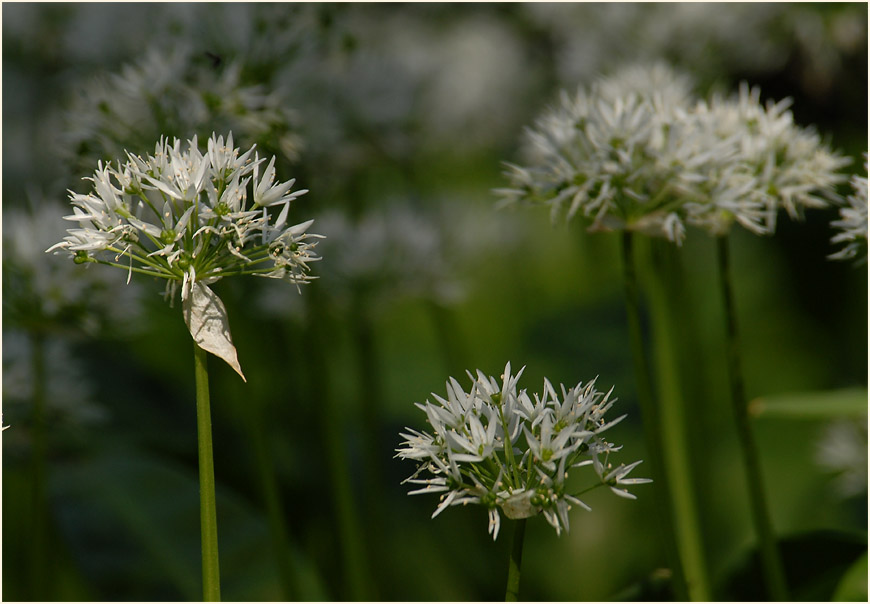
[
  {"xmin": 61, "ymin": 44, "xmax": 304, "ymax": 180},
  {"xmin": 2, "ymin": 331, "xmax": 107, "ymax": 456},
  {"xmin": 3, "ymin": 197, "xmax": 143, "ymax": 336},
  {"xmin": 385, "ymin": 12, "xmax": 530, "ymax": 150},
  {"xmin": 521, "ymin": 3, "xmax": 865, "ymax": 97},
  {"xmin": 691, "ymin": 83, "xmax": 848, "ymax": 233},
  {"xmin": 815, "ymin": 417, "xmax": 868, "ymax": 498},
  {"xmin": 302, "ymin": 202, "xmax": 463, "ymax": 312},
  {"xmin": 498, "ymin": 62, "xmax": 848, "ymax": 243},
  {"xmin": 319, "ymin": 205, "xmax": 462, "ymax": 306},
  {"xmin": 304, "ymin": 6, "xmax": 532, "ymax": 177},
  {"xmin": 829, "ymin": 154, "xmax": 868, "ymax": 263},
  {"xmin": 255, "ymin": 197, "xmax": 528, "ymax": 322}
]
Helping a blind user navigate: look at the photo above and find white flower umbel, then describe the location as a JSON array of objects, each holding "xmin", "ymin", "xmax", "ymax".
[
  {"xmin": 396, "ymin": 362, "xmax": 649, "ymax": 539},
  {"xmin": 47, "ymin": 132, "xmax": 322, "ymax": 378},
  {"xmin": 830, "ymin": 154, "xmax": 868, "ymax": 263},
  {"xmin": 687, "ymin": 83, "xmax": 849, "ymax": 235},
  {"xmin": 498, "ymin": 63, "xmax": 848, "ymax": 243},
  {"xmin": 497, "ymin": 63, "xmax": 731, "ymax": 244}
]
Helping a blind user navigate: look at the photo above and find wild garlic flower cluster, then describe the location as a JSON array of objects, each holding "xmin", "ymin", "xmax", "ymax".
[
  {"xmin": 498, "ymin": 63, "xmax": 848, "ymax": 244},
  {"xmin": 829, "ymin": 155, "xmax": 868, "ymax": 263},
  {"xmin": 47, "ymin": 133, "xmax": 322, "ymax": 379},
  {"xmin": 396, "ymin": 363, "xmax": 649, "ymax": 540},
  {"xmin": 48, "ymin": 133, "xmax": 321, "ymax": 296},
  {"xmin": 694, "ymin": 83, "xmax": 849, "ymax": 229}
]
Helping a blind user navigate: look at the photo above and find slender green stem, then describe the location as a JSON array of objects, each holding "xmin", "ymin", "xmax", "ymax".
[
  {"xmin": 306, "ymin": 289, "xmax": 372, "ymax": 601},
  {"xmin": 194, "ymin": 343, "xmax": 221, "ymax": 602},
  {"xmin": 716, "ymin": 235, "xmax": 789, "ymax": 601},
  {"xmin": 620, "ymin": 231, "xmax": 690, "ymax": 601},
  {"xmin": 29, "ymin": 332, "xmax": 49, "ymax": 601},
  {"xmin": 505, "ymin": 518, "xmax": 527, "ymax": 601},
  {"xmin": 245, "ymin": 398, "xmax": 297, "ymax": 600},
  {"xmin": 91, "ymin": 260, "xmax": 170, "ymax": 278},
  {"xmin": 349, "ymin": 290, "xmax": 385, "ymax": 520},
  {"xmin": 646, "ymin": 240, "xmax": 711, "ymax": 601}
]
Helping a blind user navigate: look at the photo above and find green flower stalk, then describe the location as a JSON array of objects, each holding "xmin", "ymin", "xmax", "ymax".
[
  {"xmin": 683, "ymin": 80, "xmax": 847, "ymax": 603},
  {"xmin": 498, "ymin": 61, "xmax": 849, "ymax": 601},
  {"xmin": 710, "ymin": 84, "xmax": 844, "ymax": 596},
  {"xmin": 48, "ymin": 132, "xmax": 322, "ymax": 601},
  {"xmin": 497, "ymin": 62, "xmax": 711, "ymax": 600},
  {"xmin": 397, "ymin": 363, "xmax": 650, "ymax": 599}
]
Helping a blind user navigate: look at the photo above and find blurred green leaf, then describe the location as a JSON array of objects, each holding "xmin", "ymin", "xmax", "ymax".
[
  {"xmin": 832, "ymin": 552, "xmax": 868, "ymax": 602},
  {"xmin": 749, "ymin": 388, "xmax": 868, "ymax": 419}
]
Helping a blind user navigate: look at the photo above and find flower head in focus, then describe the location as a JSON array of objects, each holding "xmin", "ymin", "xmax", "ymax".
[
  {"xmin": 396, "ymin": 363, "xmax": 649, "ymax": 539},
  {"xmin": 47, "ymin": 133, "xmax": 323, "ymax": 378},
  {"xmin": 829, "ymin": 154, "xmax": 868, "ymax": 263}
]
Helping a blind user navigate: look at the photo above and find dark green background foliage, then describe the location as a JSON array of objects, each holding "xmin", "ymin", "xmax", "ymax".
[{"xmin": 3, "ymin": 3, "xmax": 867, "ymax": 601}]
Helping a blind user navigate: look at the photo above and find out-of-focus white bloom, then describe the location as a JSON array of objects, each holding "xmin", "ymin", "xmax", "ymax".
[
  {"xmin": 830, "ymin": 155, "xmax": 868, "ymax": 263},
  {"xmin": 47, "ymin": 133, "xmax": 322, "ymax": 378},
  {"xmin": 498, "ymin": 63, "xmax": 721, "ymax": 243},
  {"xmin": 386, "ymin": 12, "xmax": 529, "ymax": 149},
  {"xmin": 62, "ymin": 43, "xmax": 304, "ymax": 179},
  {"xmin": 396, "ymin": 363, "xmax": 649, "ymax": 539},
  {"xmin": 309, "ymin": 203, "xmax": 463, "ymax": 309},
  {"xmin": 3, "ymin": 198, "xmax": 143, "ymax": 335},
  {"xmin": 524, "ymin": 4, "xmax": 787, "ymax": 85},
  {"xmin": 499, "ymin": 63, "xmax": 848, "ymax": 243},
  {"xmin": 689, "ymin": 83, "xmax": 849, "ymax": 234},
  {"xmin": 2, "ymin": 331, "xmax": 107, "ymax": 434},
  {"xmin": 254, "ymin": 196, "xmax": 528, "ymax": 323},
  {"xmin": 520, "ymin": 3, "xmax": 864, "ymax": 99},
  {"xmin": 815, "ymin": 417, "xmax": 868, "ymax": 498}
]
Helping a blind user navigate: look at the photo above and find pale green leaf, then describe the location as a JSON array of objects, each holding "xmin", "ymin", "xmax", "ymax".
[{"xmin": 749, "ymin": 388, "xmax": 867, "ymax": 419}]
